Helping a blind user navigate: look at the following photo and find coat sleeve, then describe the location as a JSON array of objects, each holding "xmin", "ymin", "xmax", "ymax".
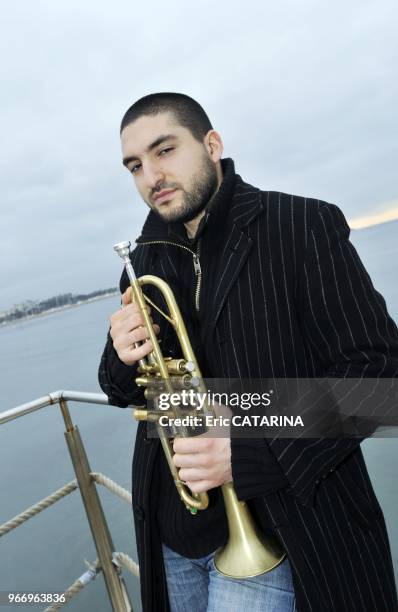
[
  {"xmin": 231, "ymin": 437, "xmax": 290, "ymax": 500},
  {"xmin": 98, "ymin": 331, "xmax": 145, "ymax": 407},
  {"xmin": 268, "ymin": 202, "xmax": 398, "ymax": 507}
]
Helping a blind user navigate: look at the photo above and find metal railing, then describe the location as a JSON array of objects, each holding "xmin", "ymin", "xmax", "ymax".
[{"xmin": 0, "ymin": 391, "xmax": 139, "ymax": 612}]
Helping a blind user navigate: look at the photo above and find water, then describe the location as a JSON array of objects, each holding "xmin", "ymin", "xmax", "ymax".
[
  {"xmin": 0, "ymin": 220, "xmax": 397, "ymax": 610},
  {"xmin": 0, "ymin": 296, "xmax": 142, "ymax": 611}
]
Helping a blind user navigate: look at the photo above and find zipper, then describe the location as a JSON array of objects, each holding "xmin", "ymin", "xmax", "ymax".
[
  {"xmin": 137, "ymin": 239, "xmax": 202, "ymax": 312},
  {"xmin": 193, "ymin": 240, "xmax": 202, "ymax": 312}
]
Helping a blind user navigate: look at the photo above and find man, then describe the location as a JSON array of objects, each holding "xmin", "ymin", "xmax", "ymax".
[{"xmin": 98, "ymin": 93, "xmax": 398, "ymax": 611}]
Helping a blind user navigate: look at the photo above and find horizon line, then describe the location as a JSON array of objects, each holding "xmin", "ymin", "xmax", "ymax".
[{"xmin": 348, "ymin": 201, "xmax": 398, "ymax": 230}]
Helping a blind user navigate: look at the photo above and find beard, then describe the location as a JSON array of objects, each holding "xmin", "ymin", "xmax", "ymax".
[{"xmin": 149, "ymin": 152, "xmax": 218, "ymax": 224}]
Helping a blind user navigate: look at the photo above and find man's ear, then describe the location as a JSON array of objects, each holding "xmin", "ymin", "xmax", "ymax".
[{"xmin": 204, "ymin": 130, "xmax": 224, "ymax": 162}]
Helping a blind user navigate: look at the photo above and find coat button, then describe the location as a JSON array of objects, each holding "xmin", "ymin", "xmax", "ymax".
[{"xmin": 135, "ymin": 505, "xmax": 145, "ymax": 521}]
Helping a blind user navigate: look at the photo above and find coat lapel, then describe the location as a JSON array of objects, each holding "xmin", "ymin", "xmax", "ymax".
[
  {"xmin": 206, "ymin": 187, "xmax": 264, "ymax": 334},
  {"xmin": 208, "ymin": 224, "xmax": 253, "ymax": 333}
]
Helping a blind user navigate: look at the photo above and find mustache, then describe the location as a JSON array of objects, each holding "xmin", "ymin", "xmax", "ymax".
[{"xmin": 150, "ymin": 182, "xmax": 180, "ymax": 200}]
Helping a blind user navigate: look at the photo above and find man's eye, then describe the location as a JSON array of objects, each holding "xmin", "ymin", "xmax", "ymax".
[
  {"xmin": 131, "ymin": 163, "xmax": 141, "ymax": 174},
  {"xmin": 159, "ymin": 147, "xmax": 173, "ymax": 157}
]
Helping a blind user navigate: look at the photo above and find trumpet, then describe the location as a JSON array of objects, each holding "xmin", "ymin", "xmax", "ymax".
[{"xmin": 114, "ymin": 240, "xmax": 285, "ymax": 579}]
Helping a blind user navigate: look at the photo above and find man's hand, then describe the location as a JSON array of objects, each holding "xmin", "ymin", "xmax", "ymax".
[
  {"xmin": 172, "ymin": 436, "xmax": 232, "ymax": 494},
  {"xmin": 110, "ymin": 287, "xmax": 159, "ymax": 365}
]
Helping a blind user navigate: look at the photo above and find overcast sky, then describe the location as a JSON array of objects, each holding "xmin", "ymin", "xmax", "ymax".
[{"xmin": 1, "ymin": 0, "xmax": 397, "ymax": 311}]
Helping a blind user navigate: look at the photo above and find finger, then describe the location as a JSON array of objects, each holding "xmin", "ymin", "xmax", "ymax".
[
  {"xmin": 110, "ymin": 312, "xmax": 145, "ymax": 341},
  {"xmin": 119, "ymin": 340, "xmax": 154, "ymax": 364},
  {"xmin": 173, "ymin": 437, "xmax": 211, "ymax": 455},
  {"xmin": 121, "ymin": 289, "xmax": 152, "ymax": 315},
  {"xmin": 179, "ymin": 467, "xmax": 212, "ymax": 482},
  {"xmin": 114, "ymin": 308, "xmax": 159, "ymax": 333},
  {"xmin": 186, "ymin": 480, "xmax": 214, "ymax": 494},
  {"xmin": 121, "ymin": 287, "xmax": 133, "ymax": 306},
  {"xmin": 131, "ymin": 340, "xmax": 154, "ymax": 360},
  {"xmin": 110, "ymin": 303, "xmax": 141, "ymax": 328},
  {"xmin": 128, "ymin": 326, "xmax": 153, "ymax": 344},
  {"xmin": 115, "ymin": 310, "xmax": 143, "ymax": 330},
  {"xmin": 115, "ymin": 329, "xmax": 152, "ymax": 355},
  {"xmin": 130, "ymin": 323, "xmax": 160, "ymax": 343},
  {"xmin": 120, "ymin": 305, "xmax": 154, "ymax": 329},
  {"xmin": 119, "ymin": 302, "xmax": 142, "ymax": 320},
  {"xmin": 173, "ymin": 451, "xmax": 211, "ymax": 469}
]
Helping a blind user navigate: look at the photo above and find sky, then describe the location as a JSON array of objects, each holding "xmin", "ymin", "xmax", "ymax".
[{"xmin": 1, "ymin": 0, "xmax": 397, "ymax": 311}]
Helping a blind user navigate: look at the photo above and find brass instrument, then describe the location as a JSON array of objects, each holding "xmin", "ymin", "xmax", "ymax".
[{"xmin": 114, "ymin": 241, "xmax": 285, "ymax": 579}]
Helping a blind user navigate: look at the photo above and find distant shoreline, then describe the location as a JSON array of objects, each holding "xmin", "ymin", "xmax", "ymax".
[{"xmin": 0, "ymin": 291, "xmax": 119, "ymax": 329}]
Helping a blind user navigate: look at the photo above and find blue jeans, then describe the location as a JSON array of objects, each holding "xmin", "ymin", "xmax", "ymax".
[{"xmin": 162, "ymin": 544, "xmax": 296, "ymax": 612}]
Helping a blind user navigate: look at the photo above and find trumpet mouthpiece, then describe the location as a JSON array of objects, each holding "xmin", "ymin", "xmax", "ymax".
[
  {"xmin": 113, "ymin": 241, "xmax": 131, "ymax": 261},
  {"xmin": 113, "ymin": 240, "xmax": 138, "ymax": 283}
]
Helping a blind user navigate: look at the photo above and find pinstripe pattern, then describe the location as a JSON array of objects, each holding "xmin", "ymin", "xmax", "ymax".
[{"xmin": 98, "ymin": 161, "xmax": 398, "ymax": 611}]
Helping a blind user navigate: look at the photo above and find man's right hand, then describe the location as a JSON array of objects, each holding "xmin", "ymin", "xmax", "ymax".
[{"xmin": 109, "ymin": 287, "xmax": 160, "ymax": 365}]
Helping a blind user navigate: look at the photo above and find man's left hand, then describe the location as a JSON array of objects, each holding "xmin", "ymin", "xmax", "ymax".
[{"xmin": 172, "ymin": 436, "xmax": 232, "ymax": 494}]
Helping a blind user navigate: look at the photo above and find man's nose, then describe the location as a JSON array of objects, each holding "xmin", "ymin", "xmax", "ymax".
[{"xmin": 143, "ymin": 163, "xmax": 165, "ymax": 190}]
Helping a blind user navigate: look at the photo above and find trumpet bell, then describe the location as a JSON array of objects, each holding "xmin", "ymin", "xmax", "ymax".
[{"xmin": 214, "ymin": 483, "xmax": 285, "ymax": 578}]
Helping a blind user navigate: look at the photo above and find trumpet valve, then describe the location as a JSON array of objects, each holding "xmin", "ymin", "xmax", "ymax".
[
  {"xmin": 134, "ymin": 409, "xmax": 149, "ymax": 421},
  {"xmin": 135, "ymin": 375, "xmax": 160, "ymax": 387},
  {"xmin": 134, "ymin": 408, "xmax": 174, "ymax": 422},
  {"xmin": 134, "ymin": 409, "xmax": 163, "ymax": 422},
  {"xmin": 137, "ymin": 364, "xmax": 154, "ymax": 375},
  {"xmin": 165, "ymin": 359, "xmax": 195, "ymax": 375},
  {"xmin": 183, "ymin": 360, "xmax": 195, "ymax": 372}
]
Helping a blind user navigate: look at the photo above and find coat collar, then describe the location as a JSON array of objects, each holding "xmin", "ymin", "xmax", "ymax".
[{"xmin": 135, "ymin": 158, "xmax": 263, "ymax": 244}]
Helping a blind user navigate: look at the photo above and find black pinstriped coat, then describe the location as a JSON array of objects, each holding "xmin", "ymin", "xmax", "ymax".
[{"xmin": 99, "ymin": 160, "xmax": 398, "ymax": 611}]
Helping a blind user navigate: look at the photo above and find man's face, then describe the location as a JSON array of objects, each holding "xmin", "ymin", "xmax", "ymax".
[{"xmin": 121, "ymin": 111, "xmax": 219, "ymax": 224}]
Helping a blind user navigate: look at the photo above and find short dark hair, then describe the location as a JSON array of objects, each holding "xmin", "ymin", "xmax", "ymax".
[{"xmin": 120, "ymin": 92, "xmax": 213, "ymax": 142}]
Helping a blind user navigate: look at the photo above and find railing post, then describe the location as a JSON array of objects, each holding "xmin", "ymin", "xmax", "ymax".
[{"xmin": 59, "ymin": 398, "xmax": 132, "ymax": 611}]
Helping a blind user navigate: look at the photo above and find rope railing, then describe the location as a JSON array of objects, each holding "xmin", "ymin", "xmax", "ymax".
[
  {"xmin": 91, "ymin": 472, "xmax": 133, "ymax": 505},
  {"xmin": 42, "ymin": 552, "xmax": 140, "ymax": 612},
  {"xmin": 0, "ymin": 480, "xmax": 78, "ymax": 537},
  {"xmin": 0, "ymin": 462, "xmax": 140, "ymax": 609},
  {"xmin": 113, "ymin": 552, "xmax": 140, "ymax": 578},
  {"xmin": 43, "ymin": 558, "xmax": 102, "ymax": 612},
  {"xmin": 0, "ymin": 472, "xmax": 133, "ymax": 538}
]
